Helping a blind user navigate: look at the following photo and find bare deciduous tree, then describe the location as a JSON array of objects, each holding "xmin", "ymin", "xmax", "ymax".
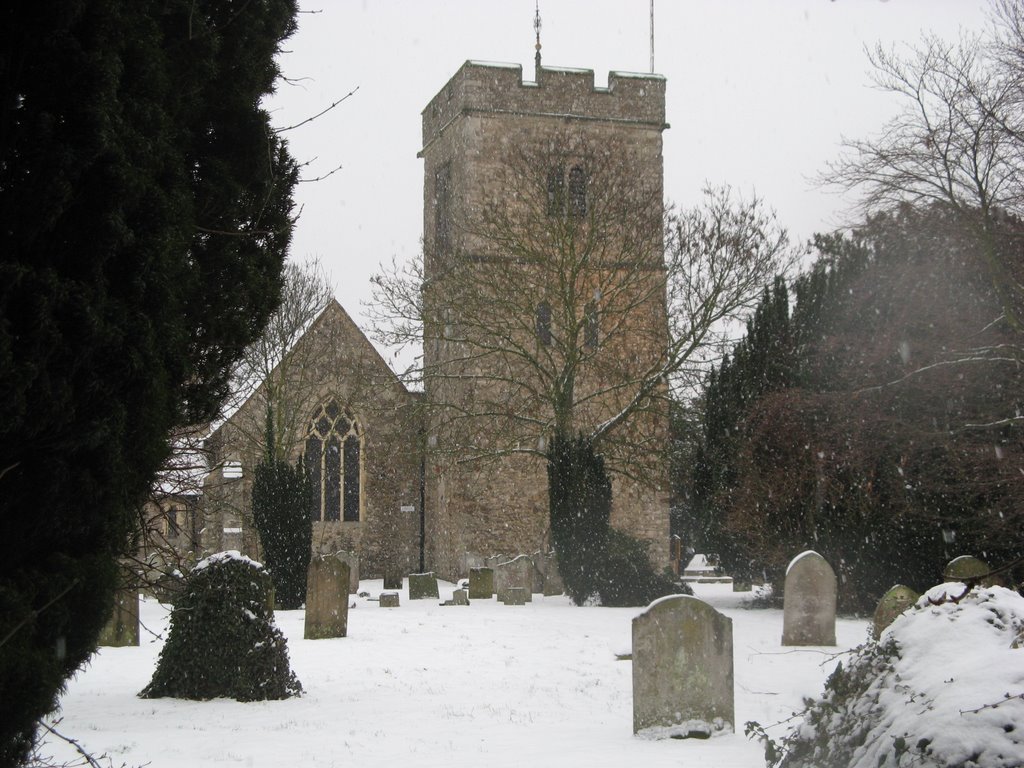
[{"xmin": 369, "ymin": 134, "xmax": 795, "ymax": 478}]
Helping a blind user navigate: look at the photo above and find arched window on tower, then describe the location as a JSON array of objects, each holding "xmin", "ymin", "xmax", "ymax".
[
  {"xmin": 546, "ymin": 165, "xmax": 565, "ymax": 217},
  {"xmin": 584, "ymin": 300, "xmax": 599, "ymax": 349},
  {"xmin": 536, "ymin": 300, "xmax": 552, "ymax": 346},
  {"xmin": 305, "ymin": 399, "xmax": 362, "ymax": 523},
  {"xmin": 568, "ymin": 166, "xmax": 587, "ymax": 218}
]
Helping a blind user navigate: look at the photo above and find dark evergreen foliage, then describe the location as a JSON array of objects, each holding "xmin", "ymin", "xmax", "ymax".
[
  {"xmin": 0, "ymin": 2, "xmax": 298, "ymax": 762},
  {"xmin": 595, "ymin": 528, "xmax": 689, "ymax": 607},
  {"xmin": 548, "ymin": 433, "xmax": 687, "ymax": 606},
  {"xmin": 140, "ymin": 554, "xmax": 301, "ymax": 701},
  {"xmin": 252, "ymin": 408, "xmax": 313, "ymax": 610},
  {"xmin": 548, "ymin": 434, "xmax": 612, "ymax": 604},
  {"xmin": 687, "ymin": 205, "xmax": 1024, "ymax": 613}
]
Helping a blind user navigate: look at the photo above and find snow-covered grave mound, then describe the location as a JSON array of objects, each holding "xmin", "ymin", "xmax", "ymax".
[{"xmin": 776, "ymin": 583, "xmax": 1024, "ymax": 768}]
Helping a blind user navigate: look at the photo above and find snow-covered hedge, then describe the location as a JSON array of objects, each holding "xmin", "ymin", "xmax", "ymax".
[
  {"xmin": 771, "ymin": 583, "xmax": 1024, "ymax": 768},
  {"xmin": 140, "ymin": 551, "xmax": 301, "ymax": 701}
]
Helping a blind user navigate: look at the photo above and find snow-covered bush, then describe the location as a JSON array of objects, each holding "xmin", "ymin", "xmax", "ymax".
[
  {"xmin": 769, "ymin": 583, "xmax": 1024, "ymax": 768},
  {"xmin": 140, "ymin": 551, "xmax": 301, "ymax": 701}
]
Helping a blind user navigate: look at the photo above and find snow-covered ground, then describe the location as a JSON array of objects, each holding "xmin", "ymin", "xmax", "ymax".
[{"xmin": 41, "ymin": 582, "xmax": 869, "ymax": 768}]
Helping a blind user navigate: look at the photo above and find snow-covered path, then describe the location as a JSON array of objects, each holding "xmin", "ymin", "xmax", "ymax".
[{"xmin": 42, "ymin": 582, "xmax": 867, "ymax": 768}]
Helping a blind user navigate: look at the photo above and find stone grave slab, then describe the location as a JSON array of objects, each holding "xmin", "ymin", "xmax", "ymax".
[
  {"xmin": 305, "ymin": 558, "xmax": 350, "ymax": 639},
  {"xmin": 632, "ymin": 595, "xmax": 734, "ymax": 738},
  {"xmin": 408, "ymin": 572, "xmax": 439, "ymax": 600},
  {"xmin": 469, "ymin": 567, "xmax": 494, "ymax": 599},
  {"xmin": 781, "ymin": 550, "xmax": 836, "ymax": 646},
  {"xmin": 379, "ymin": 592, "xmax": 400, "ymax": 608},
  {"xmin": 872, "ymin": 584, "xmax": 919, "ymax": 640}
]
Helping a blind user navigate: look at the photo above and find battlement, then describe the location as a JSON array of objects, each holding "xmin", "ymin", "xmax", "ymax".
[{"xmin": 421, "ymin": 60, "xmax": 667, "ymax": 152}]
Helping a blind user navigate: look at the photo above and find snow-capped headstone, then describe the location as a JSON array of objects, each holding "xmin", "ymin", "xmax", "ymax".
[
  {"xmin": 782, "ymin": 551, "xmax": 836, "ymax": 646},
  {"xmin": 872, "ymin": 584, "xmax": 919, "ymax": 640},
  {"xmin": 459, "ymin": 551, "xmax": 485, "ymax": 576},
  {"xmin": 468, "ymin": 567, "xmax": 494, "ymax": 599},
  {"xmin": 943, "ymin": 555, "xmax": 994, "ymax": 585},
  {"xmin": 408, "ymin": 571, "xmax": 439, "ymax": 600},
  {"xmin": 304, "ymin": 557, "xmax": 350, "ymax": 639},
  {"xmin": 494, "ymin": 555, "xmax": 533, "ymax": 603},
  {"xmin": 632, "ymin": 594, "xmax": 734, "ymax": 739},
  {"xmin": 335, "ymin": 550, "xmax": 359, "ymax": 594},
  {"xmin": 98, "ymin": 585, "xmax": 139, "ymax": 647}
]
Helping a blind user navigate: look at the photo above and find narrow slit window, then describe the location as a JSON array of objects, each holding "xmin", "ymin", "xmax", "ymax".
[
  {"xmin": 568, "ymin": 166, "xmax": 587, "ymax": 218},
  {"xmin": 537, "ymin": 300, "xmax": 552, "ymax": 346},
  {"xmin": 584, "ymin": 301, "xmax": 599, "ymax": 349},
  {"xmin": 546, "ymin": 165, "xmax": 565, "ymax": 217}
]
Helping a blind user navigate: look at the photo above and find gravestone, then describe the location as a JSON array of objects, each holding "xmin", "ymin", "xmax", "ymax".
[
  {"xmin": 501, "ymin": 587, "xmax": 527, "ymax": 605},
  {"xmin": 408, "ymin": 571, "xmax": 439, "ymax": 600},
  {"xmin": 533, "ymin": 550, "xmax": 565, "ymax": 596},
  {"xmin": 872, "ymin": 584, "xmax": 919, "ymax": 640},
  {"xmin": 451, "ymin": 588, "xmax": 469, "ymax": 605},
  {"xmin": 944, "ymin": 555, "xmax": 996, "ymax": 586},
  {"xmin": 383, "ymin": 569, "xmax": 403, "ymax": 590},
  {"xmin": 469, "ymin": 567, "xmax": 494, "ymax": 599},
  {"xmin": 379, "ymin": 592, "xmax": 400, "ymax": 608},
  {"xmin": 98, "ymin": 586, "xmax": 140, "ymax": 647},
  {"xmin": 632, "ymin": 595, "xmax": 734, "ymax": 738},
  {"xmin": 304, "ymin": 558, "xmax": 350, "ymax": 639},
  {"xmin": 781, "ymin": 550, "xmax": 837, "ymax": 646},
  {"xmin": 335, "ymin": 550, "xmax": 359, "ymax": 594},
  {"xmin": 494, "ymin": 555, "xmax": 533, "ymax": 603},
  {"xmin": 459, "ymin": 551, "xmax": 485, "ymax": 576}
]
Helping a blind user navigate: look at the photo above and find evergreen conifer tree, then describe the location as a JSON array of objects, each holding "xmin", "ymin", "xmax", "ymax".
[
  {"xmin": 252, "ymin": 407, "xmax": 313, "ymax": 610},
  {"xmin": 0, "ymin": 3, "xmax": 298, "ymax": 762}
]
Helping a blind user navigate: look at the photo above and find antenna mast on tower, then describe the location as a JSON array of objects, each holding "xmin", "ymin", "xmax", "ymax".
[
  {"xmin": 534, "ymin": 1, "xmax": 543, "ymax": 79},
  {"xmin": 650, "ymin": 0, "xmax": 655, "ymax": 73}
]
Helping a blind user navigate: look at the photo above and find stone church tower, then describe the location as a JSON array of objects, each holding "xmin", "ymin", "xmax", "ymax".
[{"xmin": 419, "ymin": 61, "xmax": 671, "ymax": 580}]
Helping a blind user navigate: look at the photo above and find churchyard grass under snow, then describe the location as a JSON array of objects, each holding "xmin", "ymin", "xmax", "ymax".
[{"xmin": 40, "ymin": 581, "xmax": 867, "ymax": 768}]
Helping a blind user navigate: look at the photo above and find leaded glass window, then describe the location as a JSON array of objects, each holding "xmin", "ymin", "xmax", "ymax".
[{"xmin": 305, "ymin": 400, "xmax": 362, "ymax": 523}]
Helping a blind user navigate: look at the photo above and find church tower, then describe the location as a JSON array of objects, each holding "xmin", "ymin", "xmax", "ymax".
[{"xmin": 419, "ymin": 61, "xmax": 671, "ymax": 579}]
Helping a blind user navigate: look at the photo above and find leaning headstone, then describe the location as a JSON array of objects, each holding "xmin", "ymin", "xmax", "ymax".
[
  {"xmin": 535, "ymin": 551, "xmax": 565, "ymax": 596},
  {"xmin": 782, "ymin": 551, "xmax": 837, "ymax": 646},
  {"xmin": 335, "ymin": 550, "xmax": 359, "ymax": 594},
  {"xmin": 379, "ymin": 592, "xmax": 400, "ymax": 608},
  {"xmin": 98, "ymin": 586, "xmax": 140, "ymax": 647},
  {"xmin": 304, "ymin": 558, "xmax": 350, "ymax": 639},
  {"xmin": 501, "ymin": 587, "xmax": 527, "ymax": 605},
  {"xmin": 494, "ymin": 555, "xmax": 533, "ymax": 603},
  {"xmin": 872, "ymin": 584, "xmax": 919, "ymax": 640},
  {"xmin": 944, "ymin": 555, "xmax": 995, "ymax": 585},
  {"xmin": 632, "ymin": 595, "xmax": 734, "ymax": 738},
  {"xmin": 408, "ymin": 571, "xmax": 439, "ymax": 600},
  {"xmin": 468, "ymin": 567, "xmax": 494, "ymax": 599}
]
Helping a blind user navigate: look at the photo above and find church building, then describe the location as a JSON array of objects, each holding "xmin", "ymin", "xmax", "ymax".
[{"xmin": 191, "ymin": 59, "xmax": 672, "ymax": 582}]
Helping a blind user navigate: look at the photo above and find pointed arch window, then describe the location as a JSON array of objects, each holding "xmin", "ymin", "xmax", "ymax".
[
  {"xmin": 305, "ymin": 399, "xmax": 362, "ymax": 523},
  {"xmin": 546, "ymin": 165, "xmax": 565, "ymax": 217},
  {"xmin": 584, "ymin": 300, "xmax": 599, "ymax": 349},
  {"xmin": 536, "ymin": 300, "xmax": 552, "ymax": 346},
  {"xmin": 568, "ymin": 166, "xmax": 587, "ymax": 218}
]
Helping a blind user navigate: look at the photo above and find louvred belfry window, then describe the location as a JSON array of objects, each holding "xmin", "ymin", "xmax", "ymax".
[{"xmin": 305, "ymin": 399, "xmax": 362, "ymax": 523}]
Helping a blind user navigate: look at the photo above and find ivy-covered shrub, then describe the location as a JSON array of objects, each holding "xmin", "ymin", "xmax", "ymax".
[
  {"xmin": 140, "ymin": 552, "xmax": 301, "ymax": 701},
  {"xmin": 764, "ymin": 584, "xmax": 1024, "ymax": 768},
  {"xmin": 595, "ymin": 529, "xmax": 690, "ymax": 607}
]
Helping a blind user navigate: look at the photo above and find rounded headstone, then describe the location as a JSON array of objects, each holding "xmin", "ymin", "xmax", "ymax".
[
  {"xmin": 943, "ymin": 555, "xmax": 993, "ymax": 584},
  {"xmin": 872, "ymin": 584, "xmax": 919, "ymax": 640},
  {"xmin": 781, "ymin": 551, "xmax": 837, "ymax": 646}
]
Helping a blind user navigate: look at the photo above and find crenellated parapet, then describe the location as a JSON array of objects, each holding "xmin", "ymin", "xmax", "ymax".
[{"xmin": 421, "ymin": 61, "xmax": 667, "ymax": 153}]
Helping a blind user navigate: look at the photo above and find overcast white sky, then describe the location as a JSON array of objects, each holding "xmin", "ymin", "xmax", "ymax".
[{"xmin": 267, "ymin": 0, "xmax": 990, "ymax": 361}]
